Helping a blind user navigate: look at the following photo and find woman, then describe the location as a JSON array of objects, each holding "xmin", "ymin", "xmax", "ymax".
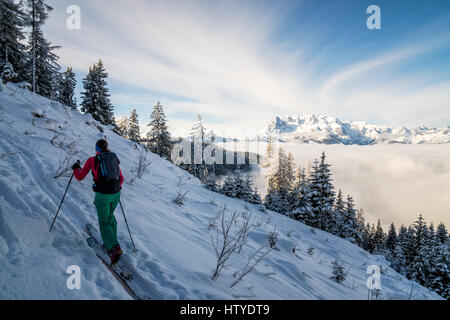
[{"xmin": 72, "ymin": 139, "xmax": 124, "ymax": 264}]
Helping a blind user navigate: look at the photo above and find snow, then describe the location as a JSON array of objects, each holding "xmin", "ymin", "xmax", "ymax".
[
  {"xmin": 261, "ymin": 114, "xmax": 450, "ymax": 145},
  {"xmin": 0, "ymin": 83, "xmax": 443, "ymax": 300}
]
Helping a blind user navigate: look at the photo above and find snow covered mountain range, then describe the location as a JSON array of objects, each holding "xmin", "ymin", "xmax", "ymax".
[
  {"xmin": 0, "ymin": 83, "xmax": 442, "ymax": 300},
  {"xmin": 262, "ymin": 115, "xmax": 450, "ymax": 145}
]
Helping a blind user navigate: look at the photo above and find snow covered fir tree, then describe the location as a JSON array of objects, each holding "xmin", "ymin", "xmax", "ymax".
[
  {"xmin": 24, "ymin": 0, "xmax": 60, "ymax": 98},
  {"xmin": 57, "ymin": 67, "xmax": 76, "ymax": 109},
  {"xmin": 0, "ymin": 0, "xmax": 27, "ymax": 83},
  {"xmin": 146, "ymin": 101, "xmax": 171, "ymax": 158},
  {"xmin": 127, "ymin": 109, "xmax": 141, "ymax": 143},
  {"xmin": 80, "ymin": 60, "xmax": 115, "ymax": 126}
]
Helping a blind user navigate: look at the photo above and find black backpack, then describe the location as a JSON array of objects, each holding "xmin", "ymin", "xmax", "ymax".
[{"xmin": 93, "ymin": 152, "xmax": 121, "ymax": 194}]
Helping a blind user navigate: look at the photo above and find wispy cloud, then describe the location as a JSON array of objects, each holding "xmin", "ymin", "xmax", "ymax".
[{"xmin": 46, "ymin": 0, "xmax": 450, "ymax": 133}]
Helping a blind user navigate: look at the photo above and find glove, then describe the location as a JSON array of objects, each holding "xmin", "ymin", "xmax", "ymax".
[{"xmin": 72, "ymin": 160, "xmax": 81, "ymax": 170}]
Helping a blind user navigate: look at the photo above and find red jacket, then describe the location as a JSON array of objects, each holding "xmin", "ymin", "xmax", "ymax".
[{"xmin": 74, "ymin": 153, "xmax": 124, "ymax": 186}]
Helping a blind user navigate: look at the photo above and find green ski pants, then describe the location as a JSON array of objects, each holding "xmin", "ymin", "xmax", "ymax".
[{"xmin": 94, "ymin": 192, "xmax": 121, "ymax": 251}]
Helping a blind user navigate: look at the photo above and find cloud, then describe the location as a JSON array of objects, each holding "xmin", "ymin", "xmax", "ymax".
[
  {"xmin": 45, "ymin": 0, "xmax": 450, "ymax": 131},
  {"xmin": 244, "ymin": 142, "xmax": 450, "ymax": 228}
]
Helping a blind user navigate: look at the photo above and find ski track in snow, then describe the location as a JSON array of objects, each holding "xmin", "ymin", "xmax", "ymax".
[{"xmin": 0, "ymin": 83, "xmax": 443, "ymax": 300}]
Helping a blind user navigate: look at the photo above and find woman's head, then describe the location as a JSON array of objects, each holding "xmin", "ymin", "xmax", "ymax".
[{"xmin": 95, "ymin": 139, "xmax": 110, "ymax": 153}]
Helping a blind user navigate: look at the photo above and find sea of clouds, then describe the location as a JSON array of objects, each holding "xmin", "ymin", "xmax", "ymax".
[{"xmin": 221, "ymin": 141, "xmax": 450, "ymax": 228}]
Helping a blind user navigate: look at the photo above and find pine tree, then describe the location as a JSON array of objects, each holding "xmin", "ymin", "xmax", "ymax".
[
  {"xmin": 115, "ymin": 116, "xmax": 129, "ymax": 139},
  {"xmin": 127, "ymin": 109, "xmax": 140, "ymax": 143},
  {"xmin": 0, "ymin": 0, "xmax": 27, "ymax": 82},
  {"xmin": 203, "ymin": 166, "xmax": 218, "ymax": 192},
  {"xmin": 241, "ymin": 174, "xmax": 256, "ymax": 203},
  {"xmin": 385, "ymin": 223, "xmax": 398, "ymax": 257},
  {"xmin": 360, "ymin": 222, "xmax": 373, "ymax": 252},
  {"xmin": 429, "ymin": 240, "xmax": 449, "ymax": 299},
  {"xmin": 408, "ymin": 215, "xmax": 431, "ymax": 286},
  {"xmin": 191, "ymin": 114, "xmax": 206, "ymax": 168},
  {"xmin": 263, "ymin": 148, "xmax": 293, "ymax": 215},
  {"xmin": 1, "ymin": 60, "xmax": 17, "ymax": 83},
  {"xmin": 24, "ymin": 0, "xmax": 60, "ymax": 97},
  {"xmin": 58, "ymin": 66, "xmax": 76, "ymax": 108},
  {"xmin": 249, "ymin": 187, "xmax": 262, "ymax": 205},
  {"xmin": 290, "ymin": 168, "xmax": 313, "ymax": 224},
  {"xmin": 372, "ymin": 220, "xmax": 386, "ymax": 254},
  {"xmin": 436, "ymin": 222, "xmax": 448, "ymax": 245},
  {"xmin": 330, "ymin": 260, "xmax": 346, "ymax": 284},
  {"xmin": 333, "ymin": 190, "xmax": 345, "ymax": 236},
  {"xmin": 335, "ymin": 189, "xmax": 345, "ymax": 213},
  {"xmin": 232, "ymin": 167, "xmax": 245, "ymax": 199},
  {"xmin": 317, "ymin": 152, "xmax": 336, "ymax": 231},
  {"xmin": 220, "ymin": 174, "xmax": 236, "ymax": 198},
  {"xmin": 307, "ymin": 159, "xmax": 321, "ymax": 228},
  {"xmin": 147, "ymin": 101, "xmax": 171, "ymax": 158},
  {"xmin": 80, "ymin": 60, "xmax": 114, "ymax": 125},
  {"xmin": 395, "ymin": 224, "xmax": 409, "ymax": 273},
  {"xmin": 308, "ymin": 153, "xmax": 336, "ymax": 231},
  {"xmin": 355, "ymin": 208, "xmax": 366, "ymax": 247},
  {"xmin": 286, "ymin": 152, "xmax": 295, "ymax": 192},
  {"xmin": 402, "ymin": 226, "xmax": 417, "ymax": 277},
  {"xmin": 263, "ymin": 136, "xmax": 274, "ymax": 170},
  {"xmin": 341, "ymin": 195, "xmax": 359, "ymax": 243},
  {"xmin": 191, "ymin": 114, "xmax": 206, "ymax": 144},
  {"xmin": 388, "ymin": 217, "xmax": 450, "ymax": 299}
]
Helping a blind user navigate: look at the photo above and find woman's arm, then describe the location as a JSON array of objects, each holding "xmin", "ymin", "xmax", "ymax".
[
  {"xmin": 119, "ymin": 168, "xmax": 124, "ymax": 186},
  {"xmin": 74, "ymin": 157, "xmax": 94, "ymax": 181}
]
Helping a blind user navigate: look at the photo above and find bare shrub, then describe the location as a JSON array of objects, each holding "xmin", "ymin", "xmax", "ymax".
[
  {"xmin": 129, "ymin": 150, "xmax": 153, "ymax": 184},
  {"xmin": 31, "ymin": 111, "xmax": 46, "ymax": 118},
  {"xmin": 0, "ymin": 152, "xmax": 20, "ymax": 160},
  {"xmin": 176, "ymin": 175, "xmax": 187, "ymax": 188},
  {"xmin": 54, "ymin": 149, "xmax": 79, "ymax": 179},
  {"xmin": 236, "ymin": 210, "xmax": 260, "ymax": 254},
  {"xmin": 135, "ymin": 150, "xmax": 153, "ymax": 179},
  {"xmin": 210, "ymin": 208, "xmax": 239, "ymax": 280},
  {"xmin": 230, "ymin": 244, "xmax": 273, "ymax": 288},
  {"xmin": 208, "ymin": 220, "xmax": 217, "ymax": 230},
  {"xmin": 173, "ymin": 189, "xmax": 189, "ymax": 206},
  {"xmin": 96, "ymin": 124, "xmax": 104, "ymax": 133},
  {"xmin": 50, "ymin": 134, "xmax": 65, "ymax": 148},
  {"xmin": 268, "ymin": 226, "xmax": 278, "ymax": 249}
]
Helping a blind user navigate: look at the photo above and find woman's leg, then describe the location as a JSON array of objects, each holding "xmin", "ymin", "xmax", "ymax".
[
  {"xmin": 95, "ymin": 192, "xmax": 119, "ymax": 252},
  {"xmin": 109, "ymin": 192, "xmax": 121, "ymax": 243}
]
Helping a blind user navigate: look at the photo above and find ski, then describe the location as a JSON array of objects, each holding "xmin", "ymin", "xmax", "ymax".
[
  {"xmin": 86, "ymin": 224, "xmax": 133, "ymax": 279},
  {"xmin": 86, "ymin": 224, "xmax": 151, "ymax": 300}
]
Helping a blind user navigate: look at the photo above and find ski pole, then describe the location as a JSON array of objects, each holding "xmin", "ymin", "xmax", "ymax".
[
  {"xmin": 49, "ymin": 173, "xmax": 74, "ymax": 232},
  {"xmin": 119, "ymin": 200, "xmax": 138, "ymax": 253}
]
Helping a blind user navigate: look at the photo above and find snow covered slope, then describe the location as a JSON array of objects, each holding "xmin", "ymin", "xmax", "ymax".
[
  {"xmin": 0, "ymin": 83, "xmax": 442, "ymax": 300},
  {"xmin": 262, "ymin": 115, "xmax": 450, "ymax": 145}
]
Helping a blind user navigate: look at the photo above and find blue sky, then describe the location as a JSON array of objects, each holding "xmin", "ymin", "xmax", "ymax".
[{"xmin": 44, "ymin": 0, "xmax": 450, "ymax": 136}]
